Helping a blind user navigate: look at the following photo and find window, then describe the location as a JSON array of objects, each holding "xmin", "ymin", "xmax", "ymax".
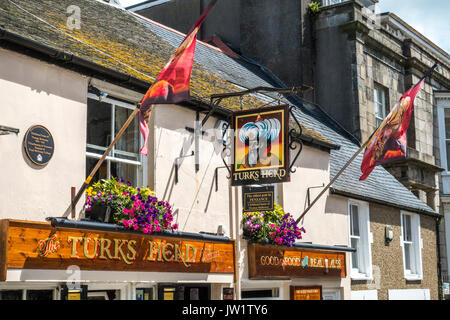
[
  {"xmin": 443, "ymin": 109, "xmax": 450, "ymax": 171},
  {"xmin": 374, "ymin": 84, "xmax": 389, "ymax": 128},
  {"xmin": 86, "ymin": 93, "xmax": 145, "ymax": 187},
  {"xmin": 351, "ymin": 290, "xmax": 378, "ymax": 300},
  {"xmin": 400, "ymin": 212, "xmax": 423, "ymax": 280},
  {"xmin": 322, "ymin": 0, "xmax": 347, "ymax": 6},
  {"xmin": 436, "ymin": 93, "xmax": 450, "ymax": 194},
  {"xmin": 388, "ymin": 289, "xmax": 430, "ymax": 300},
  {"xmin": 348, "ymin": 200, "xmax": 372, "ymax": 280}
]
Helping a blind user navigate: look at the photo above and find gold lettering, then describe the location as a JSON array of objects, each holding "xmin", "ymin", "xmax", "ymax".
[
  {"xmin": 174, "ymin": 244, "xmax": 190, "ymax": 268},
  {"xmin": 83, "ymin": 237, "xmax": 98, "ymax": 259},
  {"xmin": 147, "ymin": 241, "xmax": 163, "ymax": 261},
  {"xmin": 114, "ymin": 239, "xmax": 133, "ymax": 265},
  {"xmin": 162, "ymin": 242, "xmax": 174, "ymax": 262},
  {"xmin": 185, "ymin": 244, "xmax": 197, "ymax": 263},
  {"xmin": 99, "ymin": 238, "xmax": 113, "ymax": 259},
  {"xmin": 68, "ymin": 236, "xmax": 83, "ymax": 259},
  {"xmin": 126, "ymin": 240, "xmax": 137, "ymax": 263}
]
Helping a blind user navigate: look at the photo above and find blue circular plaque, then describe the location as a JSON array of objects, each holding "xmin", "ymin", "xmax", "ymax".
[{"xmin": 24, "ymin": 125, "xmax": 55, "ymax": 166}]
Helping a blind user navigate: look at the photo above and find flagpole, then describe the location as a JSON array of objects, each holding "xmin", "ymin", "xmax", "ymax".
[
  {"xmin": 295, "ymin": 138, "xmax": 371, "ymax": 224},
  {"xmin": 61, "ymin": 105, "xmax": 141, "ymax": 218},
  {"xmin": 295, "ymin": 62, "xmax": 438, "ymax": 225}
]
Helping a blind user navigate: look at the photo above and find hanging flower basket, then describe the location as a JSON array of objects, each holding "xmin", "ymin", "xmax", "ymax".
[
  {"xmin": 84, "ymin": 177, "xmax": 178, "ymax": 234},
  {"xmin": 242, "ymin": 203, "xmax": 305, "ymax": 247},
  {"xmin": 85, "ymin": 204, "xmax": 113, "ymax": 223}
]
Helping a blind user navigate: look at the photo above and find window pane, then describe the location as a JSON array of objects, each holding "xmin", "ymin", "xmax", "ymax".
[
  {"xmin": 110, "ymin": 161, "xmax": 138, "ymax": 187},
  {"xmin": 376, "ymin": 117, "xmax": 383, "ymax": 128},
  {"xmin": 403, "ymin": 215, "xmax": 412, "ymax": 242},
  {"xmin": 404, "ymin": 243, "xmax": 411, "ymax": 271},
  {"xmin": 444, "ymin": 109, "xmax": 450, "ymax": 139},
  {"xmin": 351, "ymin": 237, "xmax": 359, "ymax": 269},
  {"xmin": 115, "ymin": 106, "xmax": 139, "ymax": 154},
  {"xmin": 446, "ymin": 141, "xmax": 450, "ymax": 171},
  {"xmin": 86, "ymin": 157, "xmax": 108, "ymax": 183},
  {"xmin": 374, "ymin": 85, "xmax": 389, "ymax": 123},
  {"xmin": 351, "ymin": 205, "xmax": 360, "ymax": 236},
  {"xmin": 26, "ymin": 290, "xmax": 53, "ymax": 300},
  {"xmin": 87, "ymin": 99, "xmax": 112, "ymax": 150},
  {"xmin": 0, "ymin": 290, "xmax": 22, "ymax": 300}
]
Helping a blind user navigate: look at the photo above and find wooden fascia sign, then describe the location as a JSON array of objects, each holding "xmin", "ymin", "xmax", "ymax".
[
  {"xmin": 0, "ymin": 220, "xmax": 235, "ymax": 281},
  {"xmin": 247, "ymin": 243, "xmax": 346, "ymax": 279}
]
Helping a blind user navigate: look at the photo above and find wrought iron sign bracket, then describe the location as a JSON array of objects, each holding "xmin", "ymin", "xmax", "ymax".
[
  {"xmin": 307, "ymin": 183, "xmax": 325, "ymax": 207},
  {"xmin": 174, "ymin": 151, "xmax": 195, "ymax": 184},
  {"xmin": 198, "ymin": 86, "xmax": 309, "ymax": 183},
  {"xmin": 288, "ymin": 106, "xmax": 304, "ymax": 173},
  {"xmin": 214, "ymin": 166, "xmax": 231, "ymax": 192},
  {"xmin": 0, "ymin": 125, "xmax": 19, "ymax": 136}
]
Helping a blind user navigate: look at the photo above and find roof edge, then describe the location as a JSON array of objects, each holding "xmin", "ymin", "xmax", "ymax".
[
  {"xmin": 330, "ymin": 187, "xmax": 440, "ymax": 218},
  {"xmin": 0, "ymin": 28, "xmax": 152, "ymax": 91}
]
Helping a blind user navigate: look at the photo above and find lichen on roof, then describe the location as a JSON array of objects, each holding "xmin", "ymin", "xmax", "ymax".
[{"xmin": 0, "ymin": 0, "xmax": 332, "ymax": 146}]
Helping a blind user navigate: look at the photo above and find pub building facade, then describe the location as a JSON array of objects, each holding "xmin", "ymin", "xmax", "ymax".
[{"xmin": 0, "ymin": 0, "xmax": 440, "ymax": 300}]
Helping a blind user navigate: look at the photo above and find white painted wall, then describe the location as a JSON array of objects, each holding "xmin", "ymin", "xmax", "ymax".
[
  {"xmin": 149, "ymin": 104, "xmax": 232, "ymax": 236},
  {"xmin": 0, "ymin": 48, "xmax": 88, "ymax": 221},
  {"xmin": 283, "ymin": 145, "xmax": 349, "ymax": 247}
]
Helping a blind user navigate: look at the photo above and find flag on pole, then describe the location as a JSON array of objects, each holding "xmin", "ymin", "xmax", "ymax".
[
  {"xmin": 139, "ymin": 0, "xmax": 218, "ymax": 155},
  {"xmin": 360, "ymin": 64, "xmax": 437, "ymax": 180}
]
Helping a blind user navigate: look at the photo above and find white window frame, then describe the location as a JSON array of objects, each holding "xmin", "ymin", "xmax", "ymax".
[
  {"xmin": 87, "ymin": 93, "xmax": 147, "ymax": 187},
  {"xmin": 374, "ymin": 83, "xmax": 389, "ymax": 128},
  {"xmin": 322, "ymin": 0, "xmax": 348, "ymax": 6},
  {"xmin": 400, "ymin": 211, "xmax": 423, "ymax": 280},
  {"xmin": 388, "ymin": 289, "xmax": 430, "ymax": 300},
  {"xmin": 437, "ymin": 96, "xmax": 450, "ymax": 173},
  {"xmin": 351, "ymin": 289, "xmax": 378, "ymax": 300},
  {"xmin": 348, "ymin": 199, "xmax": 373, "ymax": 280}
]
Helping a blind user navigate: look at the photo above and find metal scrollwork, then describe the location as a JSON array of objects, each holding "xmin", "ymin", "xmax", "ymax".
[
  {"xmin": 288, "ymin": 106, "xmax": 304, "ymax": 173},
  {"xmin": 220, "ymin": 121, "xmax": 232, "ymax": 179}
]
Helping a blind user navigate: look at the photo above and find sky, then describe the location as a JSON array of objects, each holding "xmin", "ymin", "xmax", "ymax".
[{"xmin": 119, "ymin": 0, "xmax": 450, "ymax": 53}]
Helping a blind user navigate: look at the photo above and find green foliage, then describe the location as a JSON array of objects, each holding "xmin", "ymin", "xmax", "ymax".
[
  {"xmin": 242, "ymin": 203, "xmax": 306, "ymax": 247},
  {"xmin": 85, "ymin": 177, "xmax": 155, "ymax": 222},
  {"xmin": 309, "ymin": 1, "xmax": 320, "ymax": 15}
]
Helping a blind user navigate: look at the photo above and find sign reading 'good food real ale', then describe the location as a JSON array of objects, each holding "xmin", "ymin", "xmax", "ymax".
[
  {"xmin": 0, "ymin": 220, "xmax": 235, "ymax": 281},
  {"xmin": 231, "ymin": 105, "xmax": 290, "ymax": 186}
]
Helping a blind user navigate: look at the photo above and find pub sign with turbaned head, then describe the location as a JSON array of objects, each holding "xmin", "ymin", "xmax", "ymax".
[{"xmin": 231, "ymin": 105, "xmax": 290, "ymax": 186}]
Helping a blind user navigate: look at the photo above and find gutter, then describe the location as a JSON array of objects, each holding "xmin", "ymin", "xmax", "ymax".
[{"xmin": 46, "ymin": 217, "xmax": 232, "ymax": 243}]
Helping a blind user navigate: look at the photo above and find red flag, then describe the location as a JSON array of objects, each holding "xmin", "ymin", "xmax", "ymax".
[
  {"xmin": 359, "ymin": 79, "xmax": 424, "ymax": 180},
  {"xmin": 139, "ymin": 0, "xmax": 218, "ymax": 155}
]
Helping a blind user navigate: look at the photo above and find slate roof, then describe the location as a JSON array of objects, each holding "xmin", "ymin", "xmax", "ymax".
[
  {"xmin": 0, "ymin": 0, "xmax": 334, "ymax": 147},
  {"xmin": 0, "ymin": 0, "xmax": 438, "ymax": 216}
]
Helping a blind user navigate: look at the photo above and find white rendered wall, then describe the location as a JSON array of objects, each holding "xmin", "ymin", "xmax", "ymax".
[{"xmin": 0, "ymin": 48, "xmax": 88, "ymax": 221}]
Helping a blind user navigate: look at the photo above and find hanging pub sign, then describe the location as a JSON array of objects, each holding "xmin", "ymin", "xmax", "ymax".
[
  {"xmin": 242, "ymin": 185, "xmax": 274, "ymax": 212},
  {"xmin": 23, "ymin": 125, "xmax": 55, "ymax": 166},
  {"xmin": 231, "ymin": 105, "xmax": 290, "ymax": 186}
]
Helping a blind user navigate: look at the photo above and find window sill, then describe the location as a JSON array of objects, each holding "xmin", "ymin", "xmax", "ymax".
[
  {"xmin": 351, "ymin": 273, "xmax": 372, "ymax": 281},
  {"xmin": 404, "ymin": 274, "xmax": 423, "ymax": 281}
]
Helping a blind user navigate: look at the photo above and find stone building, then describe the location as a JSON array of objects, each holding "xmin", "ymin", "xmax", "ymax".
[{"xmin": 129, "ymin": 0, "xmax": 450, "ymax": 299}]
